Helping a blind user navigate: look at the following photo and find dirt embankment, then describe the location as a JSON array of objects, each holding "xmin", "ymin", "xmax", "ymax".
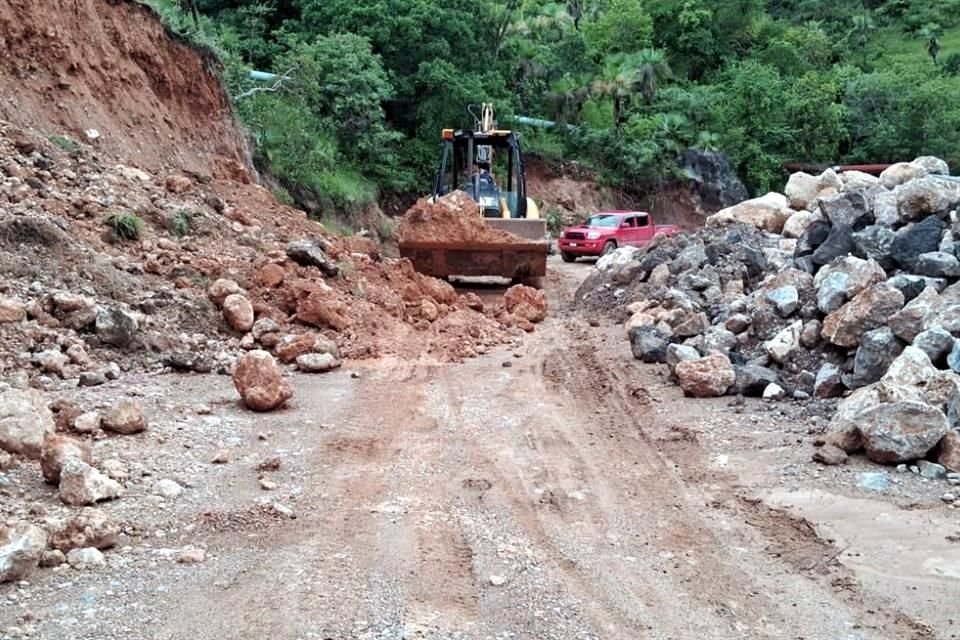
[{"xmin": 0, "ymin": 0, "xmax": 251, "ymax": 179}]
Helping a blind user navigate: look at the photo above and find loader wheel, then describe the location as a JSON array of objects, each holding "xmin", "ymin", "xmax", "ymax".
[
  {"xmin": 601, "ymin": 240, "xmax": 617, "ymax": 256},
  {"xmin": 561, "ymin": 251, "xmax": 576, "ymax": 263}
]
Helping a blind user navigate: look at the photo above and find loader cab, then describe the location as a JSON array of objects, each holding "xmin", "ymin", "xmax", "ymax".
[{"xmin": 433, "ymin": 129, "xmax": 528, "ymax": 219}]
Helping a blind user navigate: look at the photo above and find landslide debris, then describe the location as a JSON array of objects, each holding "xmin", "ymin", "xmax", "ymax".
[
  {"xmin": 578, "ymin": 156, "xmax": 960, "ymax": 477},
  {"xmin": 398, "ymin": 191, "xmax": 527, "ymax": 244}
]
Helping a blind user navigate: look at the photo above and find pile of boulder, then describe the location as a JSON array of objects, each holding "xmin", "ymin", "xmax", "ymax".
[
  {"xmin": 0, "ymin": 388, "xmax": 151, "ymax": 582},
  {"xmin": 578, "ymin": 156, "xmax": 960, "ymax": 476}
]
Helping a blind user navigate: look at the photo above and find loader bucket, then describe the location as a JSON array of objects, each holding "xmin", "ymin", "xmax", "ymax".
[
  {"xmin": 398, "ymin": 239, "xmax": 549, "ymax": 280},
  {"xmin": 485, "ymin": 218, "xmax": 548, "ymax": 242}
]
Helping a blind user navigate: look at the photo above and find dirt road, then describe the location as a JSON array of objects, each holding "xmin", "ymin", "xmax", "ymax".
[{"xmin": 4, "ymin": 258, "xmax": 955, "ymax": 640}]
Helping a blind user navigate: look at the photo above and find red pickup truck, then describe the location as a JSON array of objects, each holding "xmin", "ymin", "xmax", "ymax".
[{"xmin": 557, "ymin": 211, "xmax": 680, "ymax": 262}]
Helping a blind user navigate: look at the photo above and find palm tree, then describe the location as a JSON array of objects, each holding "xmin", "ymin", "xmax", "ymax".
[
  {"xmin": 634, "ymin": 49, "xmax": 673, "ymax": 104},
  {"xmin": 654, "ymin": 113, "xmax": 691, "ymax": 154},
  {"xmin": 920, "ymin": 23, "xmax": 942, "ymax": 64},
  {"xmin": 545, "ymin": 74, "xmax": 591, "ymax": 125},
  {"xmin": 592, "ymin": 50, "xmax": 673, "ymax": 127},
  {"xmin": 848, "ymin": 11, "xmax": 875, "ymax": 67}
]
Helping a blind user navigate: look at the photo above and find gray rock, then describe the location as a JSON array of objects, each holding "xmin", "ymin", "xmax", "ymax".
[
  {"xmin": 670, "ymin": 243, "xmax": 707, "ymax": 274},
  {"xmin": 814, "ymin": 363, "xmax": 846, "ymax": 398},
  {"xmin": 820, "ymin": 191, "xmax": 870, "ymax": 228},
  {"xmin": 78, "ymin": 371, "xmax": 107, "ymax": 387},
  {"xmin": 913, "ymin": 328, "xmax": 956, "ymax": 365},
  {"xmin": 852, "ymin": 225, "xmax": 897, "ymax": 270},
  {"xmin": 732, "ymin": 365, "xmax": 780, "ymax": 397},
  {"xmin": 94, "ymin": 306, "xmax": 138, "ymax": 349},
  {"xmin": 849, "ymin": 327, "xmax": 903, "ymax": 389},
  {"xmin": 766, "ymin": 286, "xmax": 799, "ymax": 317},
  {"xmin": 165, "ymin": 351, "xmax": 214, "ymax": 374},
  {"xmin": 0, "ymin": 388, "xmax": 55, "ymax": 459},
  {"xmin": 795, "ymin": 220, "xmax": 831, "ymax": 258},
  {"xmin": 890, "ymin": 217, "xmax": 946, "ymax": 269},
  {"xmin": 698, "ymin": 327, "xmax": 736, "ymax": 356},
  {"xmin": 666, "ymin": 344, "xmax": 700, "ymax": 374},
  {"xmin": 0, "ymin": 522, "xmax": 47, "ymax": 583},
  {"xmin": 296, "ymin": 353, "xmax": 341, "ymax": 373},
  {"xmin": 913, "ymin": 251, "xmax": 960, "ymax": 278},
  {"xmin": 66, "ymin": 547, "xmax": 106, "ymax": 570},
  {"xmin": 860, "ymin": 400, "xmax": 949, "ymax": 464},
  {"xmin": 949, "ymin": 341, "xmax": 960, "ymax": 373},
  {"xmin": 286, "ymin": 240, "xmax": 339, "ymax": 277},
  {"xmin": 911, "ymin": 156, "xmax": 950, "ymax": 175},
  {"xmin": 800, "ymin": 320, "xmax": 822, "ymax": 348},
  {"xmin": 629, "ymin": 326, "xmax": 671, "ymax": 364},
  {"xmin": 813, "ymin": 444, "xmax": 848, "ymax": 466},
  {"xmin": 817, "ymin": 271, "xmax": 850, "ymax": 315},
  {"xmin": 886, "ymin": 274, "xmax": 947, "ymax": 302},
  {"xmin": 918, "ymin": 460, "xmax": 947, "ymax": 480},
  {"xmin": 155, "ymin": 479, "xmax": 184, "ymax": 499},
  {"xmin": 812, "ymin": 225, "xmax": 855, "ymax": 266},
  {"xmin": 896, "ymin": 175, "xmax": 960, "ymax": 221},
  {"xmin": 888, "ymin": 287, "xmax": 943, "ymax": 343}
]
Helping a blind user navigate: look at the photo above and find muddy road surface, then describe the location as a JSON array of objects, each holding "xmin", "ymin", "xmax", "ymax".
[{"xmin": 3, "ymin": 258, "xmax": 955, "ymax": 640}]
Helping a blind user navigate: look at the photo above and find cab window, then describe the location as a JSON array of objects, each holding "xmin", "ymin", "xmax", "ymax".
[{"xmin": 637, "ymin": 215, "xmax": 650, "ymax": 228}]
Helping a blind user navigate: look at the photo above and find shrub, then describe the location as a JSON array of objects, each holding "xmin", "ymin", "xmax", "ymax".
[
  {"xmin": 172, "ymin": 210, "xmax": 192, "ymax": 237},
  {"xmin": 106, "ymin": 213, "xmax": 144, "ymax": 241},
  {"xmin": 49, "ymin": 135, "xmax": 79, "ymax": 153}
]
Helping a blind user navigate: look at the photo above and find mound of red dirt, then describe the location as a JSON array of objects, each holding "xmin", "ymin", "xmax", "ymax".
[{"xmin": 398, "ymin": 191, "xmax": 525, "ymax": 244}]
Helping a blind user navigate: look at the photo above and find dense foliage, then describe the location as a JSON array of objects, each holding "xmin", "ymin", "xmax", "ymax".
[{"xmin": 150, "ymin": 0, "xmax": 960, "ymax": 212}]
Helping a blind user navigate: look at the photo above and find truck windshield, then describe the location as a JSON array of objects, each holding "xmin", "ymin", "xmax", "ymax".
[{"xmin": 585, "ymin": 215, "xmax": 620, "ymax": 228}]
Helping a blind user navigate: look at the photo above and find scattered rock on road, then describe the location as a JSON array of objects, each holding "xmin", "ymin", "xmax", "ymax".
[{"xmin": 233, "ymin": 350, "xmax": 292, "ymax": 412}]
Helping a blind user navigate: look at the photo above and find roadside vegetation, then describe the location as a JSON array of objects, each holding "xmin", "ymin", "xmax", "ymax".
[{"xmin": 143, "ymin": 0, "xmax": 960, "ymax": 210}]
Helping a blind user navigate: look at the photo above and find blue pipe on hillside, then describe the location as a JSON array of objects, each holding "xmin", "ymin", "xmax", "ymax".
[{"xmin": 508, "ymin": 116, "xmax": 578, "ymax": 133}]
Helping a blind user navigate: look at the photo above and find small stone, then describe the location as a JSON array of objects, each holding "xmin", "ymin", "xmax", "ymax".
[
  {"xmin": 766, "ymin": 286, "xmax": 799, "ymax": 317},
  {"xmin": 762, "ymin": 383, "xmax": 786, "ymax": 400},
  {"xmin": 813, "ymin": 444, "xmax": 848, "ymax": 466},
  {"xmin": 49, "ymin": 508, "xmax": 119, "ymax": 552},
  {"xmin": 72, "ymin": 412, "xmax": 100, "ymax": 435},
  {"xmin": 155, "ymin": 479, "xmax": 184, "ymax": 499},
  {"xmin": 176, "ymin": 547, "xmax": 206, "ymax": 564},
  {"xmin": 66, "ymin": 547, "xmax": 106, "ymax": 570},
  {"xmin": 40, "ymin": 434, "xmax": 93, "ymax": 484},
  {"xmin": 59, "ymin": 459, "xmax": 123, "ymax": 506},
  {"xmin": 942, "ymin": 493, "xmax": 957, "ymax": 503},
  {"xmin": 101, "ymin": 401, "xmax": 147, "ymax": 435},
  {"xmin": 222, "ymin": 294, "xmax": 255, "ymax": 333},
  {"xmin": 296, "ymin": 352, "xmax": 341, "ymax": 373},
  {"xmin": 211, "ymin": 449, "xmax": 230, "ymax": 464},
  {"xmin": 39, "ymin": 549, "xmax": 65, "ymax": 568},
  {"xmin": 0, "ymin": 523, "xmax": 47, "ymax": 583},
  {"xmin": 489, "ymin": 575, "xmax": 507, "ymax": 587},
  {"xmin": 208, "ymin": 279, "xmax": 244, "ymax": 306},
  {"xmin": 918, "ymin": 460, "xmax": 948, "ymax": 480},
  {"xmin": 78, "ymin": 371, "xmax": 107, "ymax": 387},
  {"xmin": 100, "ymin": 459, "xmax": 128, "ymax": 481},
  {"xmin": 65, "ymin": 344, "xmax": 90, "ymax": 366},
  {"xmin": 259, "ymin": 477, "xmax": 277, "ymax": 491},
  {"xmin": 104, "ymin": 362, "xmax": 121, "ymax": 380}
]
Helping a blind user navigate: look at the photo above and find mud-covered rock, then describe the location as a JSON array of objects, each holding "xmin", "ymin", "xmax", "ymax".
[
  {"xmin": 40, "ymin": 434, "xmax": 93, "ymax": 484},
  {"xmin": 208, "ymin": 278, "xmax": 244, "ymax": 305},
  {"xmin": 232, "ymin": 350, "xmax": 292, "ymax": 412},
  {"xmin": 222, "ymin": 293, "xmax": 255, "ymax": 332},
  {"xmin": 888, "ymin": 287, "xmax": 943, "ymax": 342},
  {"xmin": 813, "ymin": 444, "xmax": 849, "ymax": 465},
  {"xmin": 821, "ymin": 283, "xmax": 904, "ymax": 348},
  {"xmin": 896, "ymin": 175, "xmax": 960, "ymax": 221},
  {"xmin": 939, "ymin": 431, "xmax": 960, "ymax": 473},
  {"xmin": 706, "ymin": 193, "xmax": 792, "ymax": 233},
  {"xmin": 49, "ymin": 508, "xmax": 119, "ymax": 552},
  {"xmin": 101, "ymin": 401, "xmax": 147, "ymax": 435},
  {"xmin": 675, "ymin": 354, "xmax": 735, "ymax": 397},
  {"xmin": 504, "ymin": 285, "xmax": 547, "ymax": 323}
]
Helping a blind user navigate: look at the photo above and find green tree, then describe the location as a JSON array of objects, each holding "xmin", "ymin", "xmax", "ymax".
[{"xmin": 583, "ymin": 0, "xmax": 653, "ymax": 59}]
